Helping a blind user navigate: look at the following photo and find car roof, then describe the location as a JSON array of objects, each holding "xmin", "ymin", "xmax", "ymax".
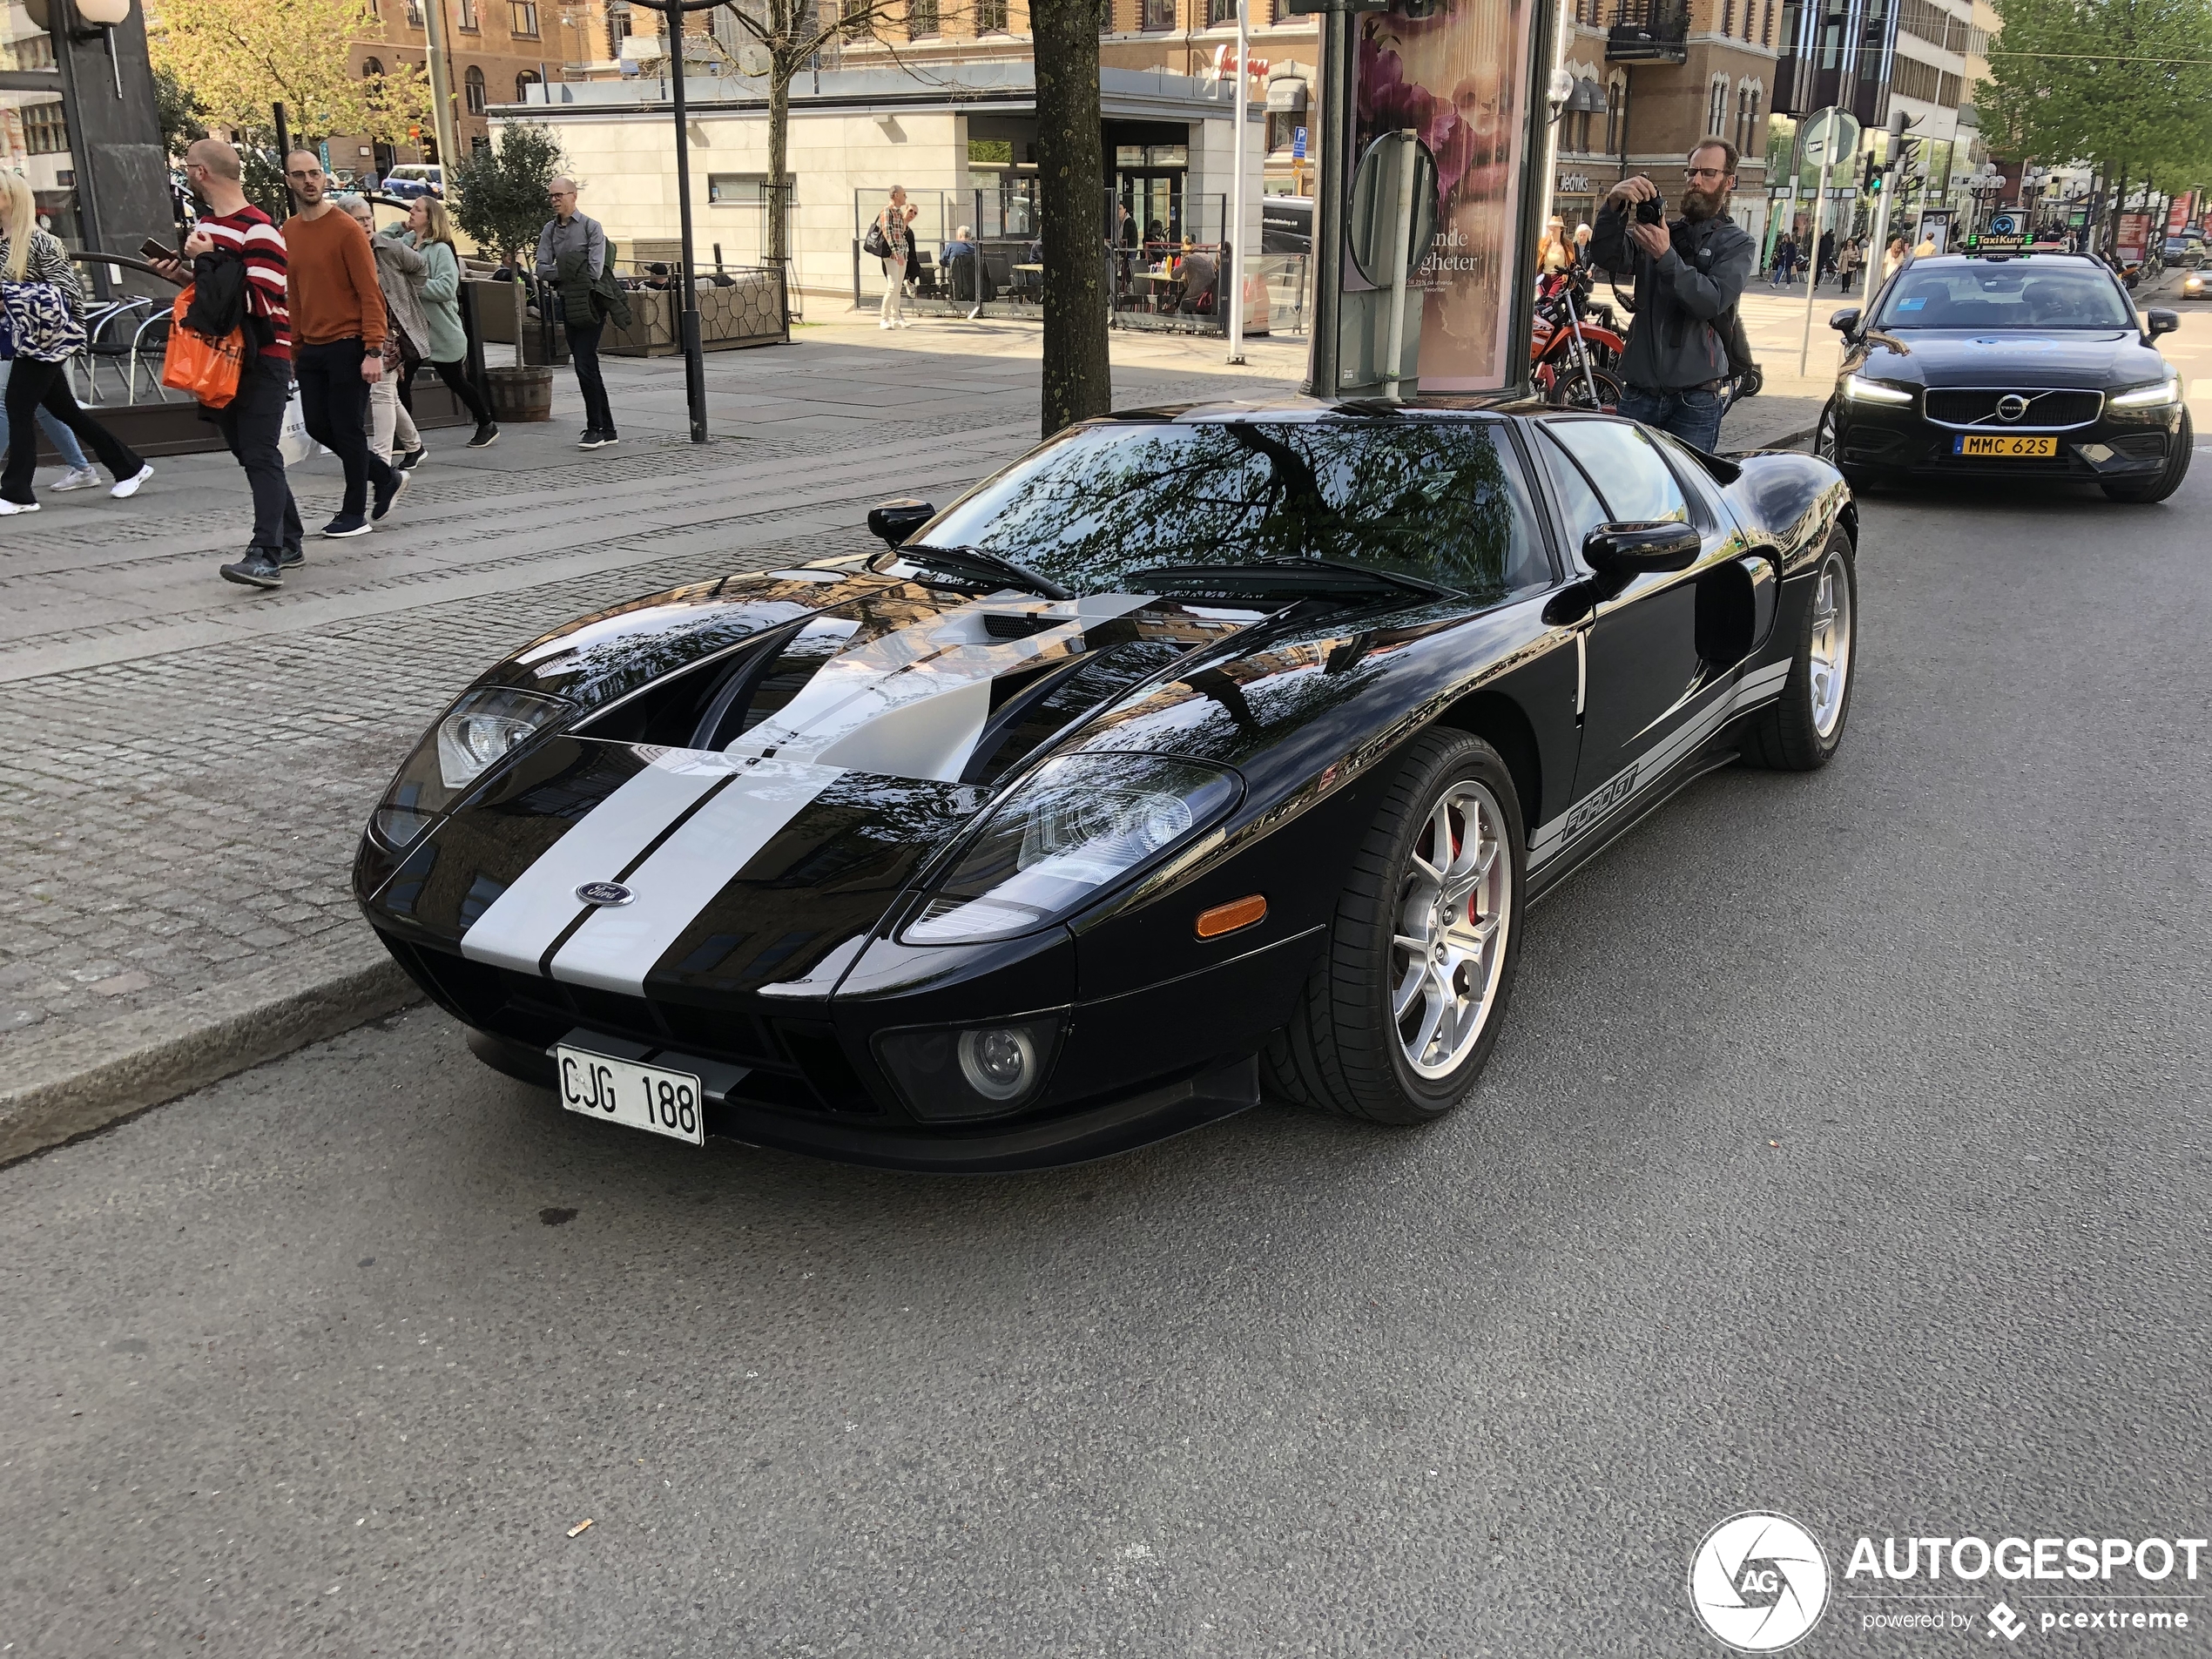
[
  {"xmin": 1096, "ymin": 396, "xmax": 1524, "ymax": 424},
  {"xmin": 1914, "ymin": 251, "xmax": 2107, "ymax": 269}
]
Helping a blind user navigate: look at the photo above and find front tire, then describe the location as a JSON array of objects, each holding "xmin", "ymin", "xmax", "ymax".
[
  {"xmin": 1815, "ymin": 398, "xmax": 1885, "ymax": 493},
  {"xmin": 1743, "ymin": 530, "xmax": 1857, "ymax": 772},
  {"xmin": 2101, "ymin": 408, "xmax": 2193, "ymax": 502},
  {"xmin": 1266, "ymin": 731, "xmax": 1526, "ymax": 1123}
]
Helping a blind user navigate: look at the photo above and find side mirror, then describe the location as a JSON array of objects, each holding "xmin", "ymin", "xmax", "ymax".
[
  {"xmin": 2145, "ymin": 308, "xmax": 2180, "ymax": 339},
  {"xmin": 1829, "ymin": 307, "xmax": 1861, "ymax": 336},
  {"xmin": 867, "ymin": 498, "xmax": 934, "ymax": 547},
  {"xmin": 1582, "ymin": 520, "xmax": 1701, "ymax": 576}
]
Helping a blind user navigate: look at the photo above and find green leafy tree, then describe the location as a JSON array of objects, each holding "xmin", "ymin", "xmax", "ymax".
[
  {"xmin": 1981, "ymin": 0, "xmax": 2212, "ymax": 245},
  {"xmin": 153, "ymin": 66, "xmax": 208, "ymax": 162},
  {"xmin": 448, "ymin": 124, "xmax": 568, "ymax": 369}
]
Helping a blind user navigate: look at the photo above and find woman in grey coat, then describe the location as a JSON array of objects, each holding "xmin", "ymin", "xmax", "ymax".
[{"xmin": 340, "ymin": 194, "xmax": 428, "ymax": 469}]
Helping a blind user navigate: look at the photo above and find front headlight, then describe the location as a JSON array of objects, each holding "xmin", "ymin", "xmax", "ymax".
[
  {"xmin": 1843, "ymin": 374, "xmax": 1915, "ymax": 406},
  {"xmin": 2108, "ymin": 375, "xmax": 2182, "ymax": 409},
  {"xmin": 901, "ymin": 752, "xmax": 1243, "ymax": 945},
  {"xmin": 371, "ymin": 686, "xmax": 571, "ymax": 849}
]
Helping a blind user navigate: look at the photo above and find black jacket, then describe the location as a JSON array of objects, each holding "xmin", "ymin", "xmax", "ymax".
[{"xmin": 1589, "ymin": 201, "xmax": 1754, "ymax": 391}]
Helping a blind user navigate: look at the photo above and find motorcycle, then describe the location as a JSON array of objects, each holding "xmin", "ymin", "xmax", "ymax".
[{"xmin": 1530, "ymin": 268, "xmax": 1626, "ymax": 411}]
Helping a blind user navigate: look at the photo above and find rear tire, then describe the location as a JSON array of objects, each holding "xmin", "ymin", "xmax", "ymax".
[
  {"xmin": 2101, "ymin": 408, "xmax": 2193, "ymax": 502},
  {"xmin": 1742, "ymin": 529, "xmax": 1857, "ymax": 772},
  {"xmin": 1265, "ymin": 731, "xmax": 1526, "ymax": 1123}
]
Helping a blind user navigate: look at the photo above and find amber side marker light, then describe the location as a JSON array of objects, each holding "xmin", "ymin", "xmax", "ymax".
[{"xmin": 1196, "ymin": 894, "xmax": 1268, "ymax": 939}]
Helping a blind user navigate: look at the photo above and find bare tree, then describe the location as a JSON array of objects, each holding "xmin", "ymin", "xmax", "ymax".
[{"xmin": 1032, "ymin": 0, "xmax": 1110, "ymax": 434}]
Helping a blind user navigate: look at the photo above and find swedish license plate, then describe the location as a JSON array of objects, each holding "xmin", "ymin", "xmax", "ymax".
[
  {"xmin": 1954, "ymin": 434, "xmax": 2057, "ymax": 457},
  {"xmin": 556, "ymin": 1046, "xmax": 705, "ymax": 1145}
]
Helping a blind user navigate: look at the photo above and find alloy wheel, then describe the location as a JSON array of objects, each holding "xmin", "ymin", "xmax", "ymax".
[
  {"xmin": 1809, "ymin": 550, "xmax": 1854, "ymax": 738},
  {"xmin": 1390, "ymin": 780, "xmax": 1513, "ymax": 1080}
]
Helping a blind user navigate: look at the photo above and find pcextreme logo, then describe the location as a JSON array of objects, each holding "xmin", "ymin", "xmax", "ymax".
[{"xmin": 1689, "ymin": 1512, "xmax": 1832, "ymax": 1652}]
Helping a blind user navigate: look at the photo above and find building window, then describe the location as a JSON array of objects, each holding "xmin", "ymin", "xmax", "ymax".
[
  {"xmin": 608, "ymin": 8, "xmax": 632, "ymax": 52},
  {"xmin": 464, "ymin": 65, "xmax": 487, "ymax": 113},
  {"xmin": 457, "ymin": 0, "xmax": 479, "ymax": 29},
  {"xmin": 1209, "ymin": 0, "xmax": 1235, "ymax": 22},
  {"xmin": 1604, "ymin": 76, "xmax": 1626, "ymax": 153},
  {"xmin": 1708, "ymin": 78, "xmax": 1727, "ymax": 136},
  {"xmin": 1141, "ymin": 0, "xmax": 1175, "ymax": 29},
  {"xmin": 516, "ymin": 70, "xmax": 542, "ymax": 100},
  {"xmin": 511, "ymin": 0, "xmax": 539, "ymax": 37},
  {"xmin": 1100, "ymin": 0, "xmax": 1116, "ymax": 31},
  {"xmin": 708, "ymin": 172, "xmax": 796, "ymax": 204},
  {"xmin": 1762, "ymin": 0, "xmax": 1772, "ymax": 44},
  {"xmin": 362, "ymin": 55, "xmax": 385, "ymax": 76},
  {"xmin": 406, "ymin": 0, "xmax": 423, "ymax": 24},
  {"xmin": 1721, "ymin": 0, "xmax": 1732, "ymax": 33},
  {"xmin": 365, "ymin": 0, "xmax": 378, "ymax": 14},
  {"xmin": 976, "ymin": 0, "xmax": 1009, "ymax": 28},
  {"xmin": 22, "ymin": 101, "xmax": 67, "ymax": 156},
  {"xmin": 910, "ymin": 0, "xmax": 938, "ymax": 33}
]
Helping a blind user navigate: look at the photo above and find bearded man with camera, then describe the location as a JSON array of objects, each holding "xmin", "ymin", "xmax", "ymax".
[{"xmin": 1588, "ymin": 138, "xmax": 1756, "ymax": 454}]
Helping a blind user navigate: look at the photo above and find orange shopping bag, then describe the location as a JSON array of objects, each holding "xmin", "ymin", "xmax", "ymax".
[{"xmin": 159, "ymin": 285, "xmax": 245, "ymax": 408}]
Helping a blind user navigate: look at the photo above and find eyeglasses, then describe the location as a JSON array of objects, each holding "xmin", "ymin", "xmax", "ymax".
[{"xmin": 1685, "ymin": 166, "xmax": 1730, "ymax": 181}]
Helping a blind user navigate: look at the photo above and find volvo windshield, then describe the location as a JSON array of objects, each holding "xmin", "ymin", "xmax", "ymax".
[{"xmin": 1873, "ymin": 263, "xmax": 2136, "ymax": 330}]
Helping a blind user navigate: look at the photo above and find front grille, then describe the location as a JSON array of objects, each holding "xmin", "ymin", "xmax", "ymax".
[
  {"xmin": 1925, "ymin": 388, "xmax": 2103, "ymax": 428},
  {"xmin": 385, "ymin": 936, "xmax": 880, "ymax": 1116}
]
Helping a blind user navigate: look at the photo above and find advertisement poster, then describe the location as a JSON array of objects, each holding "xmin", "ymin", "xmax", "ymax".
[
  {"xmin": 2164, "ymin": 192, "xmax": 2195, "ymax": 235},
  {"xmin": 1349, "ymin": 0, "xmax": 1536, "ymax": 391},
  {"xmin": 2115, "ymin": 211, "xmax": 2151, "ymax": 262}
]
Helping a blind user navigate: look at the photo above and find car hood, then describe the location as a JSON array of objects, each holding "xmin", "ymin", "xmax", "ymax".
[
  {"xmin": 368, "ymin": 570, "xmax": 1279, "ymax": 999},
  {"xmin": 1856, "ymin": 328, "xmax": 2163, "ymax": 388}
]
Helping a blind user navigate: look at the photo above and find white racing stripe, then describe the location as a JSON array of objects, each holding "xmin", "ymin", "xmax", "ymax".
[
  {"xmin": 550, "ymin": 757, "xmax": 842, "ymax": 995},
  {"xmin": 460, "ymin": 750, "xmax": 736, "ymax": 974}
]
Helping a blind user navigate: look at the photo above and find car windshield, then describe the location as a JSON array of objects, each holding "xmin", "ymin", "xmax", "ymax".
[
  {"xmin": 914, "ymin": 420, "xmax": 1548, "ymax": 600},
  {"xmin": 1873, "ymin": 263, "xmax": 2135, "ymax": 330}
]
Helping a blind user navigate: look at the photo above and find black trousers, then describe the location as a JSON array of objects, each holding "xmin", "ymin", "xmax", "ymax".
[
  {"xmin": 399, "ymin": 355, "xmax": 495, "ymax": 428},
  {"xmin": 1, "ymin": 358, "xmax": 141, "ymax": 504},
  {"xmin": 213, "ymin": 357, "xmax": 302, "ymax": 554},
  {"xmin": 564, "ymin": 321, "xmax": 614, "ymax": 434},
  {"xmin": 294, "ymin": 338, "xmax": 395, "ymax": 520}
]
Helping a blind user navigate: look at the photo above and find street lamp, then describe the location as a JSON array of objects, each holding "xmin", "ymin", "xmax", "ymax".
[
  {"xmin": 624, "ymin": 0, "xmax": 719, "ymax": 444},
  {"xmin": 68, "ymin": 0, "xmax": 132, "ymax": 98}
]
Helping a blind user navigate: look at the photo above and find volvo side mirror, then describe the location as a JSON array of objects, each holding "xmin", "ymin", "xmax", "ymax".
[
  {"xmin": 1582, "ymin": 520, "xmax": 1701, "ymax": 575},
  {"xmin": 2145, "ymin": 308, "xmax": 2180, "ymax": 339},
  {"xmin": 1829, "ymin": 307, "xmax": 1861, "ymax": 336},
  {"xmin": 867, "ymin": 498, "xmax": 934, "ymax": 546}
]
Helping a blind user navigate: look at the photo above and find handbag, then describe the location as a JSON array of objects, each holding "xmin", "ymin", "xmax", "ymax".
[
  {"xmin": 278, "ymin": 381, "xmax": 316, "ymax": 466},
  {"xmin": 159, "ymin": 286, "xmax": 246, "ymax": 408},
  {"xmin": 0, "ymin": 278, "xmax": 85, "ymax": 362},
  {"xmin": 862, "ymin": 219, "xmax": 893, "ymax": 260}
]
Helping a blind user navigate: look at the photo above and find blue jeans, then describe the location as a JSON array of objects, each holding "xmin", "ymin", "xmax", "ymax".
[
  {"xmin": 1618, "ymin": 383, "xmax": 1726, "ymax": 455},
  {"xmin": 0, "ymin": 360, "xmax": 90, "ymax": 470}
]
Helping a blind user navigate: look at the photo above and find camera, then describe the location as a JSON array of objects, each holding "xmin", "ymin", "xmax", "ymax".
[{"xmin": 1635, "ymin": 194, "xmax": 1666, "ymax": 226}]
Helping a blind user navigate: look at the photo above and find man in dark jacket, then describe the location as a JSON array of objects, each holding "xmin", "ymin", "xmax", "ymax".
[
  {"xmin": 1588, "ymin": 138, "xmax": 1755, "ymax": 453},
  {"xmin": 535, "ymin": 176, "xmax": 625, "ymax": 448}
]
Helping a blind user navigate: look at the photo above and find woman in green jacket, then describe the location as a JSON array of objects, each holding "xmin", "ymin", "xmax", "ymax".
[{"xmin": 387, "ymin": 196, "xmax": 498, "ymax": 448}]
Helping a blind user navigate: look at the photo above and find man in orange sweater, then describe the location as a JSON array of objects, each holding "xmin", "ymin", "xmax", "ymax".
[{"xmin": 282, "ymin": 151, "xmax": 407, "ymax": 538}]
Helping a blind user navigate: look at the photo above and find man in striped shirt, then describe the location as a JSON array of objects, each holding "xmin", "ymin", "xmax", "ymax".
[{"xmin": 165, "ymin": 138, "xmax": 304, "ymax": 590}]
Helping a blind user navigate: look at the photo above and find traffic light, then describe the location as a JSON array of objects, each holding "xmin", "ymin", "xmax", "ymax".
[{"xmin": 1864, "ymin": 152, "xmax": 1880, "ymax": 192}]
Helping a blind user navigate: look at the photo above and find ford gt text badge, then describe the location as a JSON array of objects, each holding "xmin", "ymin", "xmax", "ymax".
[{"xmin": 576, "ymin": 881, "xmax": 635, "ymax": 907}]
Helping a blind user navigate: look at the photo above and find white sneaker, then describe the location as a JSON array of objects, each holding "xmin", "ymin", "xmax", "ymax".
[
  {"xmin": 0, "ymin": 498, "xmax": 40, "ymax": 515},
  {"xmin": 896, "ymin": 318, "xmax": 914, "ymax": 328},
  {"xmin": 110, "ymin": 463, "xmax": 154, "ymax": 499},
  {"xmin": 50, "ymin": 466, "xmax": 100, "ymax": 492},
  {"xmin": 879, "ymin": 319, "xmax": 894, "ymax": 330}
]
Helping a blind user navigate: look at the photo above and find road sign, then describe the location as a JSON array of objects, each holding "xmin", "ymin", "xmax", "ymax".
[
  {"xmin": 1797, "ymin": 108, "xmax": 1861, "ymax": 169},
  {"xmin": 1988, "ymin": 211, "xmax": 2019, "ymax": 238},
  {"xmin": 1293, "ymin": 126, "xmax": 1306, "ymax": 160}
]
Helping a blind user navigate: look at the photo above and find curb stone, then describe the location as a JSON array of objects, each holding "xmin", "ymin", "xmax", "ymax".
[{"xmin": 0, "ymin": 948, "xmax": 422, "ymax": 1167}]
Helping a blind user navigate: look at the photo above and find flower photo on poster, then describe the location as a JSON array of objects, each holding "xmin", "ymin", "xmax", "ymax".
[{"xmin": 1352, "ymin": 0, "xmax": 1534, "ymax": 390}]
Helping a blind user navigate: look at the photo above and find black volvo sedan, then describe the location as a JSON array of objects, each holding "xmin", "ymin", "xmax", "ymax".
[
  {"xmin": 1814, "ymin": 251, "xmax": 2191, "ymax": 502},
  {"xmin": 356, "ymin": 403, "xmax": 1857, "ymax": 1170}
]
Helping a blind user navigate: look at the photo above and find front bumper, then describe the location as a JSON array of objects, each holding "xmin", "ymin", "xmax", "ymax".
[
  {"xmin": 1834, "ymin": 398, "xmax": 2184, "ymax": 482},
  {"xmin": 376, "ymin": 923, "xmax": 1325, "ymax": 1171}
]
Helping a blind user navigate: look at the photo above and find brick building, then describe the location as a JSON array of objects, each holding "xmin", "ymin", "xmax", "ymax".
[{"xmin": 328, "ymin": 0, "xmax": 563, "ymax": 179}]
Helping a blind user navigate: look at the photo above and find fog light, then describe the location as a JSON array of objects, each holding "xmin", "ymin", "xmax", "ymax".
[
  {"xmin": 873, "ymin": 1011, "xmax": 1066, "ymax": 1122},
  {"xmin": 959, "ymin": 1026, "xmax": 1036, "ymax": 1101}
]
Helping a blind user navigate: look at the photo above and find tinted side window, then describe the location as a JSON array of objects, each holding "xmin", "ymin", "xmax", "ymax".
[
  {"xmin": 1544, "ymin": 418, "xmax": 1690, "ymax": 524},
  {"xmin": 1646, "ymin": 430, "xmax": 1727, "ymax": 533},
  {"xmin": 1533, "ymin": 427, "xmax": 1611, "ymax": 554}
]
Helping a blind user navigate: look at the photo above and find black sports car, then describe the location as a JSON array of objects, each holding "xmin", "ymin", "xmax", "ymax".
[
  {"xmin": 1815, "ymin": 250, "xmax": 2191, "ymax": 502},
  {"xmin": 355, "ymin": 403, "xmax": 1858, "ymax": 1170}
]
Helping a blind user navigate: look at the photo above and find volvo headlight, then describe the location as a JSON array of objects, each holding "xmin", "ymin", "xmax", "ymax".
[
  {"xmin": 1843, "ymin": 374, "xmax": 1915, "ymax": 405},
  {"xmin": 371, "ymin": 686, "xmax": 570, "ymax": 849},
  {"xmin": 902, "ymin": 753, "xmax": 1243, "ymax": 944},
  {"xmin": 2107, "ymin": 375, "xmax": 2182, "ymax": 409}
]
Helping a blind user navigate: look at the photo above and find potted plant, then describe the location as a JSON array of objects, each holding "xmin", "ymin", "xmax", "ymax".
[{"xmin": 448, "ymin": 124, "xmax": 565, "ymax": 421}]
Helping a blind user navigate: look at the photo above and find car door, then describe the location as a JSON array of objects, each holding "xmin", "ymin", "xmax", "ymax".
[{"xmin": 1534, "ymin": 417, "xmax": 1748, "ymax": 809}]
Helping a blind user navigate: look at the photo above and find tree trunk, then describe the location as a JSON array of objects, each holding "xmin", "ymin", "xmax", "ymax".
[
  {"xmin": 1033, "ymin": 0, "xmax": 1111, "ymax": 437},
  {"xmin": 768, "ymin": 58, "xmax": 792, "ymax": 269}
]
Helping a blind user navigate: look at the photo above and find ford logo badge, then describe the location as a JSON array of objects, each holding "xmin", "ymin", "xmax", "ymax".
[{"xmin": 576, "ymin": 881, "xmax": 635, "ymax": 907}]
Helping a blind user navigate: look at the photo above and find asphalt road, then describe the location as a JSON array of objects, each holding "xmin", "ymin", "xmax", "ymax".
[{"xmin": 6, "ymin": 396, "xmax": 2211, "ymax": 1658}]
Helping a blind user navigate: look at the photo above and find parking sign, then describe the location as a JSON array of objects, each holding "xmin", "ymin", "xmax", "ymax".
[{"xmin": 1293, "ymin": 126, "xmax": 1307, "ymax": 160}]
